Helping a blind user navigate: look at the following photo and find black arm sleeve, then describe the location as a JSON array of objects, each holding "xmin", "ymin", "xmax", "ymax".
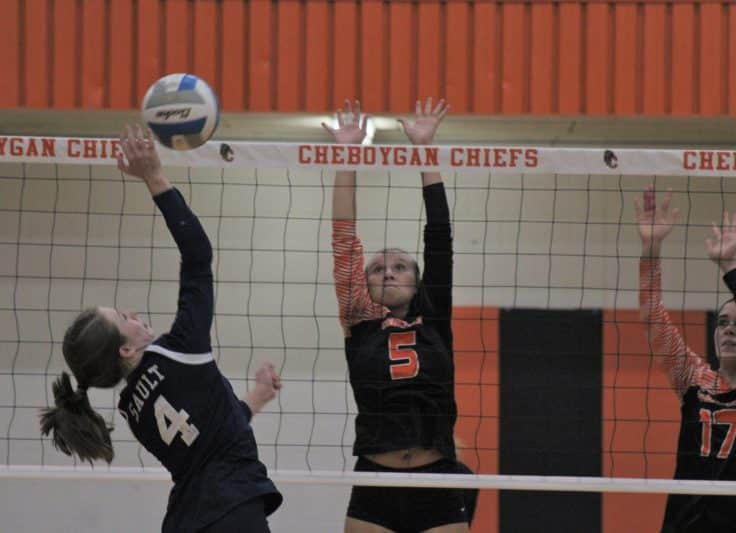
[
  {"xmin": 422, "ymin": 182, "xmax": 453, "ymax": 339},
  {"xmin": 153, "ymin": 187, "xmax": 214, "ymax": 354},
  {"xmin": 723, "ymin": 269, "xmax": 736, "ymax": 298},
  {"xmin": 240, "ymin": 400, "xmax": 254, "ymax": 423}
]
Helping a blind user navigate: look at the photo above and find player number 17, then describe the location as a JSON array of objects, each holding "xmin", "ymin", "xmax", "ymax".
[{"xmin": 699, "ymin": 408, "xmax": 736, "ymax": 459}]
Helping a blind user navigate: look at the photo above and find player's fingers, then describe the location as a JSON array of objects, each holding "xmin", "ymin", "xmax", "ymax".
[
  {"xmin": 643, "ymin": 189, "xmax": 655, "ymax": 211},
  {"xmin": 433, "ymin": 98, "xmax": 446, "ymax": 115},
  {"xmin": 633, "ymin": 195, "xmax": 642, "ymax": 217},
  {"xmin": 120, "ymin": 127, "xmax": 136, "ymax": 160},
  {"xmin": 661, "ymin": 190, "xmax": 673, "ymax": 211},
  {"xmin": 359, "ymin": 114, "xmax": 371, "ymax": 134},
  {"xmin": 437, "ymin": 103, "xmax": 449, "ymax": 122},
  {"xmin": 116, "ymin": 153, "xmax": 129, "ymax": 174},
  {"xmin": 134, "ymin": 124, "xmax": 147, "ymax": 152}
]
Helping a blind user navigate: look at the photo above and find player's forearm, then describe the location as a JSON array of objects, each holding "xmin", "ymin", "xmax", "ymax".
[
  {"xmin": 421, "ymin": 171, "xmax": 442, "ymax": 187},
  {"xmin": 639, "ymin": 258, "xmax": 691, "ymax": 393},
  {"xmin": 640, "ymin": 239, "xmax": 662, "ymax": 258},
  {"xmin": 144, "ymin": 172, "xmax": 172, "ymax": 197},
  {"xmin": 242, "ymin": 390, "xmax": 272, "ymax": 418},
  {"xmin": 333, "ymin": 171, "xmax": 356, "ymax": 221},
  {"xmin": 154, "ymin": 188, "xmax": 213, "ymax": 264}
]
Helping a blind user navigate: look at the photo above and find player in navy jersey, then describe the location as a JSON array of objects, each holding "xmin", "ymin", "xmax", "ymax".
[
  {"xmin": 324, "ymin": 99, "xmax": 477, "ymax": 533},
  {"xmin": 637, "ymin": 185, "xmax": 736, "ymax": 532},
  {"xmin": 40, "ymin": 125, "xmax": 282, "ymax": 533}
]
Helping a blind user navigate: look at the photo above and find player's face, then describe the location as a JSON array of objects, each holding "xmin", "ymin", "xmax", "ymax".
[
  {"xmin": 98, "ymin": 307, "xmax": 155, "ymax": 356},
  {"xmin": 365, "ymin": 251, "xmax": 417, "ymax": 311},
  {"xmin": 716, "ymin": 301, "xmax": 736, "ymax": 361}
]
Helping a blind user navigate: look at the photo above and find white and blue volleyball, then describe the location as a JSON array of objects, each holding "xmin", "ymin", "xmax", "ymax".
[{"xmin": 141, "ymin": 73, "xmax": 220, "ymax": 150}]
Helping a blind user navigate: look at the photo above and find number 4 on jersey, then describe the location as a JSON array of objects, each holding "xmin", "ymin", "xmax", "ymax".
[{"xmin": 154, "ymin": 395, "xmax": 200, "ymax": 446}]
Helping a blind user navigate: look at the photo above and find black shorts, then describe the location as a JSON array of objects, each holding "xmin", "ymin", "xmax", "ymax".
[
  {"xmin": 200, "ymin": 497, "xmax": 271, "ymax": 533},
  {"xmin": 347, "ymin": 456, "xmax": 478, "ymax": 532}
]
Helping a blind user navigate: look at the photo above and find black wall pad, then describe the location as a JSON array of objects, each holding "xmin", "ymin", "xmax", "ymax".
[{"xmin": 499, "ymin": 308, "xmax": 602, "ymax": 533}]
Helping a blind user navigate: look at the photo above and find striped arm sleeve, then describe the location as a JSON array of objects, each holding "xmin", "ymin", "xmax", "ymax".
[
  {"xmin": 332, "ymin": 219, "xmax": 384, "ymax": 335},
  {"xmin": 640, "ymin": 258, "xmax": 719, "ymax": 397}
]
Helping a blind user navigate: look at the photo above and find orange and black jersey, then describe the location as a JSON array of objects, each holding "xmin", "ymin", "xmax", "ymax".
[
  {"xmin": 117, "ymin": 188, "xmax": 280, "ymax": 533},
  {"xmin": 640, "ymin": 260, "xmax": 736, "ymax": 532},
  {"xmin": 333, "ymin": 182, "xmax": 457, "ymax": 459}
]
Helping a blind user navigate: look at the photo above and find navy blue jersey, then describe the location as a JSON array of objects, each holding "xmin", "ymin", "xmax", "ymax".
[
  {"xmin": 117, "ymin": 188, "xmax": 281, "ymax": 532},
  {"xmin": 332, "ymin": 183, "xmax": 457, "ymax": 459}
]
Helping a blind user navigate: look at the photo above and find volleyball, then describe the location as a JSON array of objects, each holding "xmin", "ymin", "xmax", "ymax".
[{"xmin": 141, "ymin": 73, "xmax": 219, "ymax": 151}]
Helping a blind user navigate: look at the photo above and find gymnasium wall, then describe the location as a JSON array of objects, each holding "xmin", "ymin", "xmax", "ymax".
[
  {"xmin": 3, "ymin": 0, "xmax": 736, "ymax": 115},
  {"xmin": 3, "ymin": 1, "xmax": 735, "ymax": 532}
]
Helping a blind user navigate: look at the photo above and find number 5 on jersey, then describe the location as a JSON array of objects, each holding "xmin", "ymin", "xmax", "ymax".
[
  {"xmin": 388, "ymin": 331, "xmax": 420, "ymax": 380},
  {"xmin": 155, "ymin": 395, "xmax": 200, "ymax": 446}
]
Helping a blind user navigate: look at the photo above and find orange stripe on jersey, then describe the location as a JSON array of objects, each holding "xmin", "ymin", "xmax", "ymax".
[
  {"xmin": 332, "ymin": 219, "xmax": 386, "ymax": 336},
  {"xmin": 639, "ymin": 258, "xmax": 727, "ymax": 398}
]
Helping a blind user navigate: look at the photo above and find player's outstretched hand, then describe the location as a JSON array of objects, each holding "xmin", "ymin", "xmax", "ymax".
[
  {"xmin": 707, "ymin": 211, "xmax": 736, "ymax": 274},
  {"xmin": 117, "ymin": 124, "xmax": 170, "ymax": 196},
  {"xmin": 322, "ymin": 99, "xmax": 369, "ymax": 145},
  {"xmin": 634, "ymin": 184, "xmax": 679, "ymax": 258},
  {"xmin": 398, "ymin": 97, "xmax": 449, "ymax": 146}
]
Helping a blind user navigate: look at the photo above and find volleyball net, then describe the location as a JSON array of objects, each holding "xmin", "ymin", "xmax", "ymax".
[{"xmin": 1, "ymin": 137, "xmax": 735, "ymax": 501}]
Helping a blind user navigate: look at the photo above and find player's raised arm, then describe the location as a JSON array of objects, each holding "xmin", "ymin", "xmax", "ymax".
[
  {"xmin": 119, "ymin": 124, "xmax": 214, "ymax": 356},
  {"xmin": 635, "ymin": 186, "xmax": 708, "ymax": 397},
  {"xmin": 326, "ymin": 100, "xmax": 383, "ymax": 332},
  {"xmin": 400, "ymin": 98, "xmax": 453, "ymax": 334},
  {"xmin": 323, "ymin": 99, "xmax": 368, "ymax": 222}
]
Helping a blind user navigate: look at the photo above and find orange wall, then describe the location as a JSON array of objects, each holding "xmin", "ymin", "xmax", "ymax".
[
  {"xmin": 454, "ymin": 307, "xmax": 709, "ymax": 533},
  {"xmin": 454, "ymin": 307, "xmax": 499, "ymax": 533},
  {"xmin": 3, "ymin": 0, "xmax": 736, "ymax": 114}
]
